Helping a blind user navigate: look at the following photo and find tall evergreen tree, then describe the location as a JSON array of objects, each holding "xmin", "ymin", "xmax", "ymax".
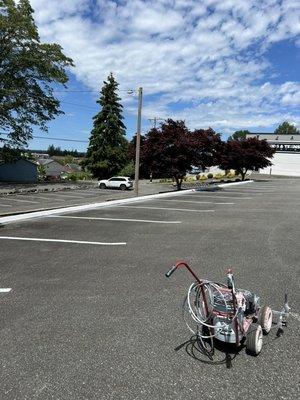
[
  {"xmin": 0, "ymin": 0, "xmax": 74, "ymax": 149},
  {"xmin": 84, "ymin": 73, "xmax": 128, "ymax": 178},
  {"xmin": 274, "ymin": 121, "xmax": 299, "ymax": 135}
]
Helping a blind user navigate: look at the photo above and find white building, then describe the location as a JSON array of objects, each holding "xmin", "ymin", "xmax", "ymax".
[{"xmin": 246, "ymin": 133, "xmax": 300, "ymax": 177}]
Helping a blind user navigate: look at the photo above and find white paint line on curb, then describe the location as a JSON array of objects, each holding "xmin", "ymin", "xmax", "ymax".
[
  {"xmin": 49, "ymin": 216, "xmax": 182, "ymax": 224},
  {"xmin": 0, "ymin": 288, "xmax": 12, "ymax": 293},
  {"xmin": 218, "ymin": 181, "xmax": 254, "ymax": 188},
  {"xmin": 155, "ymin": 199, "xmax": 235, "ymax": 205},
  {"xmin": 117, "ymin": 205, "xmax": 215, "ymax": 213},
  {"xmin": 0, "ymin": 236, "xmax": 126, "ymax": 246},
  {"xmin": 0, "ymin": 180, "xmax": 253, "ymax": 225}
]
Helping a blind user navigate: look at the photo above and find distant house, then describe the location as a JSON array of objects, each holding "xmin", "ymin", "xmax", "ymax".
[
  {"xmin": 65, "ymin": 163, "xmax": 81, "ymax": 173},
  {"xmin": 0, "ymin": 159, "xmax": 38, "ymax": 183},
  {"xmin": 38, "ymin": 158, "xmax": 66, "ymax": 180}
]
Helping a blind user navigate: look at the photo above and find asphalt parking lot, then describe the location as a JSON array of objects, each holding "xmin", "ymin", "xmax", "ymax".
[
  {"xmin": 0, "ymin": 179, "xmax": 299, "ymax": 400},
  {"xmin": 0, "ymin": 181, "xmax": 169, "ymax": 216}
]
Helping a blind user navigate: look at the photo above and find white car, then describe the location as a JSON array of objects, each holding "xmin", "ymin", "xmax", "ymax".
[{"xmin": 98, "ymin": 176, "xmax": 133, "ymax": 190}]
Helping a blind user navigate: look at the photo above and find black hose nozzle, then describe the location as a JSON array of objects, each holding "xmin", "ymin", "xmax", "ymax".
[{"xmin": 165, "ymin": 265, "xmax": 177, "ymax": 278}]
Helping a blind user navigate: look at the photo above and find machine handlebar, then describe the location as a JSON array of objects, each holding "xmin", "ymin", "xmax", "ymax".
[{"xmin": 165, "ymin": 265, "xmax": 177, "ymax": 278}]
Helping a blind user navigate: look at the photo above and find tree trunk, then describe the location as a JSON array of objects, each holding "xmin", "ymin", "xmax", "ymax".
[
  {"xmin": 241, "ymin": 170, "xmax": 247, "ymax": 181},
  {"xmin": 175, "ymin": 177, "xmax": 182, "ymax": 190}
]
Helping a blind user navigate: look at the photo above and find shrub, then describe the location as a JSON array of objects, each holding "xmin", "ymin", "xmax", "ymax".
[
  {"xmin": 214, "ymin": 173, "xmax": 225, "ymax": 180},
  {"xmin": 185, "ymin": 176, "xmax": 196, "ymax": 182},
  {"xmin": 199, "ymin": 175, "xmax": 207, "ymax": 180},
  {"xmin": 66, "ymin": 172, "xmax": 92, "ymax": 181},
  {"xmin": 159, "ymin": 178, "xmax": 172, "ymax": 183},
  {"xmin": 207, "ymin": 173, "xmax": 213, "ymax": 179},
  {"xmin": 118, "ymin": 161, "xmax": 135, "ymax": 178},
  {"xmin": 225, "ymin": 171, "xmax": 235, "ymax": 179}
]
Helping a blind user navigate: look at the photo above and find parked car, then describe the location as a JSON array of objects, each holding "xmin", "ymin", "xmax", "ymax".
[{"xmin": 98, "ymin": 176, "xmax": 133, "ymax": 190}]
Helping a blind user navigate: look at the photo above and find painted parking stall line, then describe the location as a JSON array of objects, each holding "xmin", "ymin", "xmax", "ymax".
[
  {"xmin": 20, "ymin": 194, "xmax": 64, "ymax": 201},
  {"xmin": 117, "ymin": 205, "xmax": 215, "ymax": 213},
  {"xmin": 183, "ymin": 194, "xmax": 253, "ymax": 200},
  {"xmin": 0, "ymin": 236, "xmax": 126, "ymax": 246},
  {"xmin": 156, "ymin": 199, "xmax": 235, "ymax": 205},
  {"xmin": 49, "ymin": 215, "xmax": 182, "ymax": 224},
  {"xmin": 4, "ymin": 198, "xmax": 39, "ymax": 204},
  {"xmin": 0, "ymin": 204, "xmax": 13, "ymax": 207},
  {"xmin": 0, "ymin": 288, "xmax": 12, "ymax": 293},
  {"xmin": 0, "ymin": 181, "xmax": 254, "ymax": 225},
  {"xmin": 48, "ymin": 193, "xmax": 87, "ymax": 199}
]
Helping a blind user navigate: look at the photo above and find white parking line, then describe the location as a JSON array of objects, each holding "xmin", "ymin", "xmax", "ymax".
[
  {"xmin": 0, "ymin": 236, "xmax": 126, "ymax": 246},
  {"xmin": 0, "ymin": 204, "xmax": 12, "ymax": 207},
  {"xmin": 49, "ymin": 193, "xmax": 86, "ymax": 199},
  {"xmin": 0, "ymin": 288, "xmax": 12, "ymax": 293},
  {"xmin": 186, "ymin": 194, "xmax": 253, "ymax": 200},
  {"xmin": 117, "ymin": 205, "xmax": 215, "ymax": 212},
  {"xmin": 67, "ymin": 191, "xmax": 102, "ymax": 196},
  {"xmin": 0, "ymin": 181, "xmax": 254, "ymax": 225},
  {"xmin": 6, "ymin": 198, "xmax": 39, "ymax": 204},
  {"xmin": 19, "ymin": 194, "xmax": 64, "ymax": 201},
  {"xmin": 156, "ymin": 199, "xmax": 235, "ymax": 205},
  {"xmin": 49, "ymin": 215, "xmax": 182, "ymax": 224},
  {"xmin": 225, "ymin": 189, "xmax": 268, "ymax": 195}
]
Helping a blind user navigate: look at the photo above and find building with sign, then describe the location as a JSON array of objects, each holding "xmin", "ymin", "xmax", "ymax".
[{"xmin": 246, "ymin": 133, "xmax": 300, "ymax": 176}]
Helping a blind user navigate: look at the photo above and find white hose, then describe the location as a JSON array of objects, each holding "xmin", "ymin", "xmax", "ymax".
[{"xmin": 183, "ymin": 280, "xmax": 239, "ymax": 339}]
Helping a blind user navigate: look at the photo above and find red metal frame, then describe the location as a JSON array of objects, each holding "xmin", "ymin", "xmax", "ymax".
[
  {"xmin": 174, "ymin": 261, "xmax": 241, "ymax": 346},
  {"xmin": 174, "ymin": 261, "xmax": 210, "ymax": 322}
]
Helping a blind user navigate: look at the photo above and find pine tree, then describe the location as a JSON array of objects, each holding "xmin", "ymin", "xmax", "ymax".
[
  {"xmin": 274, "ymin": 121, "xmax": 299, "ymax": 135},
  {"xmin": 84, "ymin": 73, "xmax": 128, "ymax": 178}
]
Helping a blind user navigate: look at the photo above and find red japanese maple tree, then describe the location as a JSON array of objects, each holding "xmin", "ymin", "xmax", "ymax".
[
  {"xmin": 219, "ymin": 138, "xmax": 275, "ymax": 180},
  {"xmin": 141, "ymin": 119, "xmax": 221, "ymax": 190}
]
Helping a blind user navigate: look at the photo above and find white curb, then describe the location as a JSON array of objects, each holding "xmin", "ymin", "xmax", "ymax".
[
  {"xmin": 218, "ymin": 180, "xmax": 254, "ymax": 188},
  {"xmin": 0, "ymin": 180, "xmax": 253, "ymax": 226}
]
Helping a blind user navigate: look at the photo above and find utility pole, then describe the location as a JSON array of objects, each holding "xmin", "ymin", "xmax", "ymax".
[{"xmin": 134, "ymin": 87, "xmax": 143, "ymax": 196}]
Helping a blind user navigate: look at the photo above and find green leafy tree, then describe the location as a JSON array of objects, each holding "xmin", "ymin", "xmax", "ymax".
[
  {"xmin": 118, "ymin": 161, "xmax": 135, "ymax": 178},
  {"xmin": 0, "ymin": 0, "xmax": 74, "ymax": 149},
  {"xmin": 47, "ymin": 145, "xmax": 62, "ymax": 156},
  {"xmin": 84, "ymin": 73, "xmax": 128, "ymax": 178},
  {"xmin": 274, "ymin": 122, "xmax": 299, "ymax": 135},
  {"xmin": 59, "ymin": 155, "xmax": 76, "ymax": 166},
  {"xmin": 37, "ymin": 163, "xmax": 46, "ymax": 181},
  {"xmin": 228, "ymin": 130, "xmax": 250, "ymax": 141}
]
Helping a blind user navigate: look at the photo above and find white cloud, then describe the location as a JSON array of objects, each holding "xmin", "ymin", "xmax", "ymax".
[{"xmin": 29, "ymin": 0, "xmax": 300, "ymax": 134}]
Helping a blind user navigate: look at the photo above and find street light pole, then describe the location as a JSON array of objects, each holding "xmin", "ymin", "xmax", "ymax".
[{"xmin": 134, "ymin": 87, "xmax": 143, "ymax": 196}]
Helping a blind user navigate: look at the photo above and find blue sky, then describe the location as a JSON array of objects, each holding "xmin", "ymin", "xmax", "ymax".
[{"xmin": 28, "ymin": 0, "xmax": 300, "ymax": 152}]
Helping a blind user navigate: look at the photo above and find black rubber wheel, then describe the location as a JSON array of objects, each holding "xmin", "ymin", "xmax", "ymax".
[
  {"xmin": 246, "ymin": 323, "xmax": 263, "ymax": 355},
  {"xmin": 120, "ymin": 184, "xmax": 126, "ymax": 190},
  {"xmin": 258, "ymin": 306, "xmax": 273, "ymax": 334},
  {"xmin": 99, "ymin": 183, "xmax": 106, "ymax": 189}
]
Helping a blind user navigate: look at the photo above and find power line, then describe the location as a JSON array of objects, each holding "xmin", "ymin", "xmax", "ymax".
[
  {"xmin": 60, "ymin": 100, "xmax": 98, "ymax": 110},
  {"xmin": 1, "ymin": 133, "xmax": 88, "ymax": 143},
  {"xmin": 32, "ymin": 136, "xmax": 88, "ymax": 143}
]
